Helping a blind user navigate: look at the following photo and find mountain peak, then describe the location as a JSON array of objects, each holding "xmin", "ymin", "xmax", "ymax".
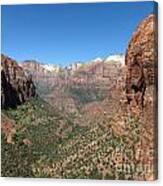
[
  {"xmin": 41, "ymin": 64, "xmax": 60, "ymax": 72},
  {"xmin": 105, "ymin": 54, "xmax": 125, "ymax": 65},
  {"xmin": 92, "ymin": 57, "xmax": 103, "ymax": 62}
]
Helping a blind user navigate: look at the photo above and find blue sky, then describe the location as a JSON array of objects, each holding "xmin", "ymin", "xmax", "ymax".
[{"xmin": 1, "ymin": 1, "xmax": 156, "ymax": 66}]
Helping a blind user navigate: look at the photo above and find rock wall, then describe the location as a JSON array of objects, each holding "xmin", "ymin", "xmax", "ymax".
[
  {"xmin": 1, "ymin": 54, "xmax": 36, "ymax": 109},
  {"xmin": 125, "ymin": 14, "xmax": 157, "ymax": 108}
]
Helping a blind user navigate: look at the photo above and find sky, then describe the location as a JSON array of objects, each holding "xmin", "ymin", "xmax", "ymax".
[{"xmin": 1, "ymin": 1, "xmax": 156, "ymax": 66}]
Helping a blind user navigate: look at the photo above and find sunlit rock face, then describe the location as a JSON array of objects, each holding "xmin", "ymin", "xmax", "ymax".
[
  {"xmin": 1, "ymin": 54, "xmax": 36, "ymax": 109},
  {"xmin": 125, "ymin": 14, "xmax": 157, "ymax": 107}
]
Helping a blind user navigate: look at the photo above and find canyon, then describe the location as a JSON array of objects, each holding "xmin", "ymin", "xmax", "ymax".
[{"xmin": 1, "ymin": 14, "xmax": 157, "ymax": 180}]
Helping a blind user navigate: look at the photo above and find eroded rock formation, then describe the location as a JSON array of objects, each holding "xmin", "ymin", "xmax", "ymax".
[
  {"xmin": 125, "ymin": 14, "xmax": 157, "ymax": 108},
  {"xmin": 1, "ymin": 54, "xmax": 36, "ymax": 109}
]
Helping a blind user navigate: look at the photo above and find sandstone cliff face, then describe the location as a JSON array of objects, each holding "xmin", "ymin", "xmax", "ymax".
[
  {"xmin": 125, "ymin": 14, "xmax": 157, "ymax": 107},
  {"xmin": 1, "ymin": 54, "xmax": 36, "ymax": 109},
  {"xmin": 20, "ymin": 60, "xmax": 60, "ymax": 96}
]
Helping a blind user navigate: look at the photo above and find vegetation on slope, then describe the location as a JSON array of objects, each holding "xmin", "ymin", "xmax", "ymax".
[
  {"xmin": 2, "ymin": 95, "xmax": 153, "ymax": 180},
  {"xmin": 30, "ymin": 111, "xmax": 144, "ymax": 179},
  {"xmin": 1, "ymin": 97, "xmax": 88, "ymax": 177}
]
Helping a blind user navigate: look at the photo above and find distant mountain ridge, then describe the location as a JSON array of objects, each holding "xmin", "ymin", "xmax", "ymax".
[
  {"xmin": 18, "ymin": 54, "xmax": 125, "ymax": 98},
  {"xmin": 20, "ymin": 54, "xmax": 125, "ymax": 74}
]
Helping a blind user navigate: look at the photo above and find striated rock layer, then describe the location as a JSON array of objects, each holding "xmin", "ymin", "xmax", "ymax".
[
  {"xmin": 1, "ymin": 54, "xmax": 36, "ymax": 109},
  {"xmin": 125, "ymin": 14, "xmax": 158, "ymax": 108}
]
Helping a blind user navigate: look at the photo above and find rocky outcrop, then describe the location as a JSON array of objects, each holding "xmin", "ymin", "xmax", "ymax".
[
  {"xmin": 125, "ymin": 14, "xmax": 157, "ymax": 108},
  {"xmin": 1, "ymin": 54, "xmax": 36, "ymax": 109}
]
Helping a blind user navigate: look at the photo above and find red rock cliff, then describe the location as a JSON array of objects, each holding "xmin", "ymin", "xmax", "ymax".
[
  {"xmin": 125, "ymin": 14, "xmax": 157, "ymax": 108},
  {"xmin": 1, "ymin": 54, "xmax": 36, "ymax": 109}
]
